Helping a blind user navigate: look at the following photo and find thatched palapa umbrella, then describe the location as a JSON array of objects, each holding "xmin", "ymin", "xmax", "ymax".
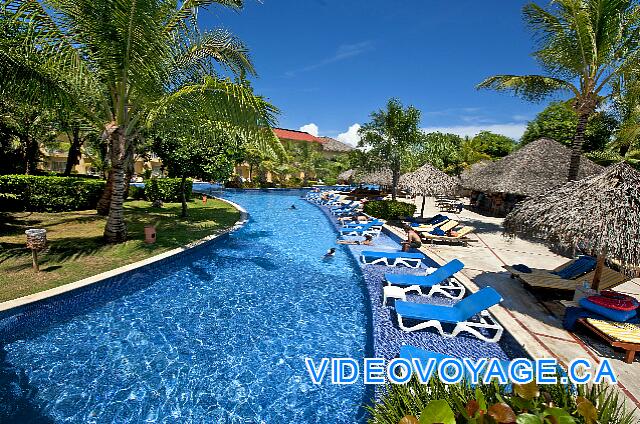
[
  {"xmin": 359, "ymin": 168, "xmax": 393, "ymax": 186},
  {"xmin": 399, "ymin": 163, "xmax": 460, "ymax": 216},
  {"xmin": 337, "ymin": 169, "xmax": 356, "ymax": 183},
  {"xmin": 504, "ymin": 162, "xmax": 640, "ymax": 290}
]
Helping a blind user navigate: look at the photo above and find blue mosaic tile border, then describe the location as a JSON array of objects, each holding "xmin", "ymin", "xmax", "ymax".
[{"xmin": 311, "ymin": 201, "xmax": 528, "ymax": 362}]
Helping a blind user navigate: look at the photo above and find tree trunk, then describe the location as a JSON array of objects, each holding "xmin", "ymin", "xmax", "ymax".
[
  {"xmin": 64, "ymin": 126, "xmax": 82, "ymax": 176},
  {"xmin": 568, "ymin": 112, "xmax": 589, "ymax": 181},
  {"xmin": 591, "ymin": 253, "xmax": 606, "ymax": 291},
  {"xmin": 180, "ymin": 174, "xmax": 188, "ymax": 218},
  {"xmin": 96, "ymin": 171, "xmax": 114, "ymax": 216},
  {"xmin": 123, "ymin": 144, "xmax": 135, "ymax": 201},
  {"xmin": 391, "ymin": 169, "xmax": 399, "ymax": 201},
  {"xmin": 23, "ymin": 135, "xmax": 39, "ymax": 175},
  {"xmin": 249, "ymin": 164, "xmax": 253, "ymax": 182},
  {"xmin": 103, "ymin": 124, "xmax": 127, "ymax": 243},
  {"xmin": 619, "ymin": 142, "xmax": 630, "ymax": 158}
]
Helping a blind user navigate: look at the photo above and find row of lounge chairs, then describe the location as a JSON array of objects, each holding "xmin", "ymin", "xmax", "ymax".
[
  {"xmin": 359, "ymin": 250, "xmax": 504, "ymax": 343},
  {"xmin": 406, "ymin": 214, "xmax": 476, "ymax": 246},
  {"xmin": 505, "ymin": 256, "xmax": 629, "ymax": 292}
]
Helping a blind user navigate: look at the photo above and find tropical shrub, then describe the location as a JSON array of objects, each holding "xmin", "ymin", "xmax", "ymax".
[
  {"xmin": 0, "ymin": 175, "xmax": 105, "ymax": 212},
  {"xmin": 144, "ymin": 178, "xmax": 192, "ymax": 202},
  {"xmin": 364, "ymin": 200, "xmax": 416, "ymax": 220},
  {"xmin": 367, "ymin": 377, "xmax": 638, "ymax": 424},
  {"xmin": 128, "ymin": 185, "xmax": 146, "ymax": 200}
]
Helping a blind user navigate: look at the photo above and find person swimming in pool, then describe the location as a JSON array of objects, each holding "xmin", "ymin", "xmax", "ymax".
[
  {"xmin": 401, "ymin": 224, "xmax": 422, "ymax": 252},
  {"xmin": 324, "ymin": 248, "xmax": 336, "ymax": 258},
  {"xmin": 337, "ymin": 234, "xmax": 374, "ymax": 245},
  {"xmin": 290, "ymin": 204, "xmax": 297, "ymax": 209}
]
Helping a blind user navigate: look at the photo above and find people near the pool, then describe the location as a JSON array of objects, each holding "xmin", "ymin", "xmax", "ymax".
[
  {"xmin": 337, "ymin": 213, "xmax": 368, "ymax": 223},
  {"xmin": 324, "ymin": 248, "xmax": 337, "ymax": 257},
  {"xmin": 401, "ymin": 224, "xmax": 422, "ymax": 251},
  {"xmin": 337, "ymin": 234, "xmax": 374, "ymax": 245}
]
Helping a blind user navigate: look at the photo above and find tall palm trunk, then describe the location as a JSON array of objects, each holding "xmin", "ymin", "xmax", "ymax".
[
  {"xmin": 103, "ymin": 123, "xmax": 127, "ymax": 242},
  {"xmin": 180, "ymin": 174, "xmax": 188, "ymax": 218},
  {"xmin": 96, "ymin": 171, "xmax": 114, "ymax": 215},
  {"xmin": 568, "ymin": 112, "xmax": 589, "ymax": 181},
  {"xmin": 23, "ymin": 135, "xmax": 39, "ymax": 175}
]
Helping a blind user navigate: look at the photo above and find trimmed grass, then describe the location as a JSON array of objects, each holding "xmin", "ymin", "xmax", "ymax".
[{"xmin": 0, "ymin": 199, "xmax": 240, "ymax": 302}]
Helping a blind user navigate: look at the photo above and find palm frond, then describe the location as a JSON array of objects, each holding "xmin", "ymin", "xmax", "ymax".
[
  {"xmin": 164, "ymin": 0, "xmax": 243, "ymax": 34},
  {"xmin": 477, "ymin": 74, "xmax": 577, "ymax": 101}
]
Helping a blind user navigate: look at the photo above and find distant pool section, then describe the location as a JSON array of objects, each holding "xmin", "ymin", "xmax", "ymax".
[{"xmin": 0, "ymin": 190, "xmax": 371, "ymax": 423}]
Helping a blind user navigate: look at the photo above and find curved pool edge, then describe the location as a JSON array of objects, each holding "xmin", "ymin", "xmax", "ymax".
[{"xmin": 0, "ymin": 196, "xmax": 249, "ymax": 314}]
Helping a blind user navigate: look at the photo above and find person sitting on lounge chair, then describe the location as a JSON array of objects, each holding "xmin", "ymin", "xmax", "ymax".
[
  {"xmin": 338, "ymin": 234, "xmax": 374, "ymax": 245},
  {"xmin": 401, "ymin": 225, "xmax": 422, "ymax": 251},
  {"xmin": 337, "ymin": 213, "xmax": 368, "ymax": 223}
]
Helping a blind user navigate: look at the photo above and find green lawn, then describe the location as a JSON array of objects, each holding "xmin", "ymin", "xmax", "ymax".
[{"xmin": 0, "ymin": 199, "xmax": 240, "ymax": 302}]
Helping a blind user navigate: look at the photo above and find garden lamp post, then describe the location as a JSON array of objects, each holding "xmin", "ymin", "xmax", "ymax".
[{"xmin": 25, "ymin": 228, "xmax": 47, "ymax": 272}]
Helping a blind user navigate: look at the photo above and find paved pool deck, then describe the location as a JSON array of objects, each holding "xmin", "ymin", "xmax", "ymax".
[{"xmin": 402, "ymin": 196, "xmax": 640, "ymax": 412}]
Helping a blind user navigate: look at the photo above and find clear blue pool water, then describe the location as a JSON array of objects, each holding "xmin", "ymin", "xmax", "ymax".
[{"xmin": 0, "ymin": 191, "xmax": 371, "ymax": 423}]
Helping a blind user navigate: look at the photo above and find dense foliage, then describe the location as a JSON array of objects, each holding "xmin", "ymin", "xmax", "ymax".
[
  {"xmin": 144, "ymin": 178, "xmax": 193, "ymax": 203},
  {"xmin": 364, "ymin": 200, "xmax": 416, "ymax": 221},
  {"xmin": 0, "ymin": 175, "xmax": 105, "ymax": 212},
  {"xmin": 522, "ymin": 102, "xmax": 617, "ymax": 152},
  {"xmin": 368, "ymin": 377, "xmax": 638, "ymax": 424}
]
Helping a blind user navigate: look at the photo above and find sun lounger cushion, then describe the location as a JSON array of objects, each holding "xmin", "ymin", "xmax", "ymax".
[
  {"xmin": 552, "ymin": 256, "xmax": 596, "ymax": 279},
  {"xmin": 587, "ymin": 291, "xmax": 639, "ymax": 311},
  {"xmin": 579, "ymin": 298, "xmax": 638, "ymax": 322},
  {"xmin": 585, "ymin": 319, "xmax": 640, "ymax": 344},
  {"xmin": 396, "ymin": 287, "xmax": 502, "ymax": 324},
  {"xmin": 512, "ymin": 264, "xmax": 532, "ymax": 273},
  {"xmin": 386, "ymin": 259, "xmax": 464, "ymax": 287},
  {"xmin": 430, "ymin": 227, "xmax": 446, "ymax": 236}
]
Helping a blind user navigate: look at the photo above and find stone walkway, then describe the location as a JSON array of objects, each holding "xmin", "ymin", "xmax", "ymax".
[{"xmin": 398, "ymin": 196, "xmax": 640, "ymax": 412}]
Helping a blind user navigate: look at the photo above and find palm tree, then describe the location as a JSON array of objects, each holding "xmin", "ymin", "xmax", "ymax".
[
  {"xmin": 1, "ymin": 0, "xmax": 276, "ymax": 242},
  {"xmin": 358, "ymin": 98, "xmax": 422, "ymax": 200},
  {"xmin": 478, "ymin": 0, "xmax": 640, "ymax": 181}
]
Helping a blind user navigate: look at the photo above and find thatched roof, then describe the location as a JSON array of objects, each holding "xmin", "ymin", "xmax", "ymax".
[
  {"xmin": 359, "ymin": 168, "xmax": 393, "ymax": 186},
  {"xmin": 462, "ymin": 138, "xmax": 603, "ymax": 196},
  {"xmin": 399, "ymin": 163, "xmax": 460, "ymax": 196},
  {"xmin": 504, "ymin": 162, "xmax": 640, "ymax": 276},
  {"xmin": 337, "ymin": 169, "xmax": 356, "ymax": 181},
  {"xmin": 460, "ymin": 160, "xmax": 492, "ymax": 187},
  {"xmin": 319, "ymin": 137, "xmax": 354, "ymax": 153}
]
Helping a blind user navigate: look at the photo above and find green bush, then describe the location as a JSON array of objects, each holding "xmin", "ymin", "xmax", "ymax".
[
  {"xmin": 0, "ymin": 175, "xmax": 106, "ymax": 212},
  {"xmin": 367, "ymin": 377, "xmax": 638, "ymax": 424},
  {"xmin": 144, "ymin": 178, "xmax": 192, "ymax": 202},
  {"xmin": 128, "ymin": 185, "xmax": 146, "ymax": 200},
  {"xmin": 363, "ymin": 200, "xmax": 416, "ymax": 220}
]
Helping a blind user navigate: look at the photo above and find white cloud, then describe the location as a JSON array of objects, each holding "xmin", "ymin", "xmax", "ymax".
[
  {"xmin": 299, "ymin": 123, "xmax": 319, "ymax": 136},
  {"xmin": 422, "ymin": 123, "xmax": 528, "ymax": 140},
  {"xmin": 337, "ymin": 123, "xmax": 361, "ymax": 146}
]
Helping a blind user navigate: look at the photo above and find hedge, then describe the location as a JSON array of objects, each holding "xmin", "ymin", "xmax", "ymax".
[
  {"xmin": 0, "ymin": 175, "xmax": 106, "ymax": 212},
  {"xmin": 363, "ymin": 200, "xmax": 416, "ymax": 220},
  {"xmin": 144, "ymin": 178, "xmax": 192, "ymax": 202}
]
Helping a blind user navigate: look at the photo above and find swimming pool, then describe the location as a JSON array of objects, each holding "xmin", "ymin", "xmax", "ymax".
[{"xmin": 0, "ymin": 191, "xmax": 371, "ymax": 423}]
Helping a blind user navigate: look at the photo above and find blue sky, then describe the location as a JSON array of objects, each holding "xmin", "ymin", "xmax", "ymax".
[{"xmin": 203, "ymin": 0, "xmax": 557, "ymax": 145}]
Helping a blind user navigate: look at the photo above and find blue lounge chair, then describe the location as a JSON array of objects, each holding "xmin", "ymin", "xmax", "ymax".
[
  {"xmin": 343, "ymin": 219, "xmax": 384, "ymax": 229},
  {"xmin": 395, "ymin": 287, "xmax": 504, "ymax": 342},
  {"xmin": 360, "ymin": 250, "xmax": 423, "ymax": 268},
  {"xmin": 384, "ymin": 259, "xmax": 466, "ymax": 299},
  {"xmin": 340, "ymin": 221, "xmax": 384, "ymax": 237}
]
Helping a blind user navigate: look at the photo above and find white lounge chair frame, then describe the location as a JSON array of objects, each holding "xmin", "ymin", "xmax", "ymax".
[
  {"xmin": 361, "ymin": 254, "xmax": 422, "ymax": 268},
  {"xmin": 396, "ymin": 309, "xmax": 503, "ymax": 342},
  {"xmin": 397, "ymin": 279, "xmax": 466, "ymax": 300}
]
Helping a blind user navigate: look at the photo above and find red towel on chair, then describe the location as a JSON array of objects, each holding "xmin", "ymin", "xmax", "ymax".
[{"xmin": 587, "ymin": 291, "xmax": 639, "ymax": 312}]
